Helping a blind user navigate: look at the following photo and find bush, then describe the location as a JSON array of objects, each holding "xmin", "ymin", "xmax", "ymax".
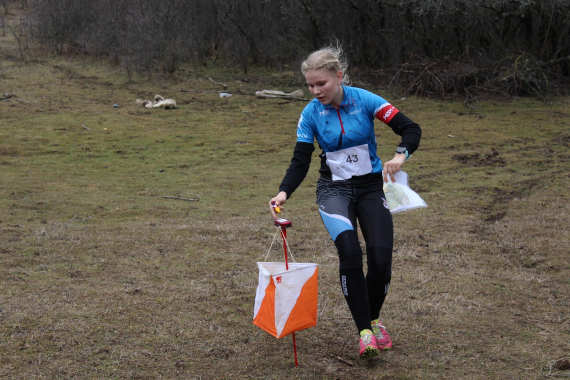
[{"xmin": 25, "ymin": 0, "xmax": 570, "ymax": 96}]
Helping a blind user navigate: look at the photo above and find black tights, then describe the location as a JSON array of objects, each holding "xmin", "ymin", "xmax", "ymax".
[
  {"xmin": 317, "ymin": 175, "xmax": 393, "ymax": 333},
  {"xmin": 335, "ymin": 232, "xmax": 392, "ymax": 332}
]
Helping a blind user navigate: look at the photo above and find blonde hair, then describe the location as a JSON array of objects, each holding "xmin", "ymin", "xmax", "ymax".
[{"xmin": 301, "ymin": 45, "xmax": 350, "ymax": 85}]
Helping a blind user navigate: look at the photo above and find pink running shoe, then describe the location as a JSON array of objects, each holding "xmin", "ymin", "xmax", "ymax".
[
  {"xmin": 359, "ymin": 329, "xmax": 379, "ymax": 359},
  {"xmin": 371, "ymin": 319, "xmax": 392, "ymax": 350}
]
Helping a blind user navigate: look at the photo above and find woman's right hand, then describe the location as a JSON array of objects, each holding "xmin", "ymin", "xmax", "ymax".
[{"xmin": 269, "ymin": 191, "xmax": 288, "ymax": 219}]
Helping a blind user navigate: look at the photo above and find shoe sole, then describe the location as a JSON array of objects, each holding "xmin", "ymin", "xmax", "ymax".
[{"xmin": 359, "ymin": 347, "xmax": 380, "ymax": 360}]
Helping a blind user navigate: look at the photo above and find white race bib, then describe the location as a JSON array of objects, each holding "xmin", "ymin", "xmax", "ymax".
[{"xmin": 326, "ymin": 144, "xmax": 372, "ymax": 181}]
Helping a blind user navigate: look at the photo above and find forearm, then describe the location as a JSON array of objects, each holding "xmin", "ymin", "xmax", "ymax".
[
  {"xmin": 387, "ymin": 112, "xmax": 422, "ymax": 155},
  {"xmin": 278, "ymin": 141, "xmax": 314, "ymax": 198}
]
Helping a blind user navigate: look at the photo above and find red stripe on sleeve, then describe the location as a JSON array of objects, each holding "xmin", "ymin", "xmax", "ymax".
[{"xmin": 376, "ymin": 104, "xmax": 399, "ymax": 124}]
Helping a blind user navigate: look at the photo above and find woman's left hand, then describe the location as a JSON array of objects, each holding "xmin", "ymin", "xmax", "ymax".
[{"xmin": 383, "ymin": 153, "xmax": 406, "ymax": 182}]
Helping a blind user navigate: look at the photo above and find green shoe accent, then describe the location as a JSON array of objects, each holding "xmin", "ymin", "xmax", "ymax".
[{"xmin": 359, "ymin": 329, "xmax": 379, "ymax": 358}]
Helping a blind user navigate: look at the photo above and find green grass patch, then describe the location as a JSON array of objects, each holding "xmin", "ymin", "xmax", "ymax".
[{"xmin": 1, "ymin": 21, "xmax": 569, "ymax": 379}]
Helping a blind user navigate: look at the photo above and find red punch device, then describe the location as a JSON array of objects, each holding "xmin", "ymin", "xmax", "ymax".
[{"xmin": 274, "ymin": 218, "xmax": 292, "ymax": 228}]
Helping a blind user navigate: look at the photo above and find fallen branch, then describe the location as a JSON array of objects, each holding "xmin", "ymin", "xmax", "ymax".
[
  {"xmin": 334, "ymin": 355, "xmax": 354, "ymax": 367},
  {"xmin": 136, "ymin": 95, "xmax": 177, "ymax": 109},
  {"xmin": 208, "ymin": 77, "xmax": 228, "ymax": 90},
  {"xmin": 255, "ymin": 89, "xmax": 308, "ymax": 101},
  {"xmin": 160, "ymin": 195, "xmax": 200, "ymax": 202}
]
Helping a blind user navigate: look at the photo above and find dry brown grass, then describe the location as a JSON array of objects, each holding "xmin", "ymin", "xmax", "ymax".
[{"xmin": 1, "ymin": 9, "xmax": 569, "ymax": 380}]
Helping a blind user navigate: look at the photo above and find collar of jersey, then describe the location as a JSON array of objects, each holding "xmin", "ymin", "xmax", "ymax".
[{"xmin": 321, "ymin": 86, "xmax": 352, "ymax": 110}]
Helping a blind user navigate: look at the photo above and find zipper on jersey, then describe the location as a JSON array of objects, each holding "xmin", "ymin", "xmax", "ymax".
[{"xmin": 336, "ymin": 108, "xmax": 345, "ymax": 150}]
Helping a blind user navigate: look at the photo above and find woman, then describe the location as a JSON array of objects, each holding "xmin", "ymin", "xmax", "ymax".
[{"xmin": 269, "ymin": 46, "xmax": 421, "ymax": 360}]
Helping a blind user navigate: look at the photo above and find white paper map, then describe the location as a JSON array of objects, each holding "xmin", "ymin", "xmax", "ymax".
[{"xmin": 383, "ymin": 171, "xmax": 427, "ymax": 214}]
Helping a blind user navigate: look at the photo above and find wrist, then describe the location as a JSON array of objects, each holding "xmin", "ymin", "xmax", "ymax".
[
  {"xmin": 394, "ymin": 153, "xmax": 407, "ymax": 163},
  {"xmin": 395, "ymin": 146, "xmax": 410, "ymax": 160}
]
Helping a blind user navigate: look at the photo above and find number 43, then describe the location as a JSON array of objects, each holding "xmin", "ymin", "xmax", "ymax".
[{"xmin": 346, "ymin": 154, "xmax": 359, "ymax": 163}]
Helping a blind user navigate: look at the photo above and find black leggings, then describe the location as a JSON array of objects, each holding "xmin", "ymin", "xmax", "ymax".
[{"xmin": 317, "ymin": 174, "xmax": 393, "ymax": 333}]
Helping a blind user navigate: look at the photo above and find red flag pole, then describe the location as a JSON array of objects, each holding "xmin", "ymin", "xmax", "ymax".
[
  {"xmin": 292, "ymin": 331, "xmax": 299, "ymax": 367},
  {"xmin": 275, "ymin": 217, "xmax": 298, "ymax": 367}
]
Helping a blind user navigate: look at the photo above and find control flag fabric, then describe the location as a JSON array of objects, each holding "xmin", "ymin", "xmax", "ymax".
[{"xmin": 253, "ymin": 262, "xmax": 318, "ymax": 338}]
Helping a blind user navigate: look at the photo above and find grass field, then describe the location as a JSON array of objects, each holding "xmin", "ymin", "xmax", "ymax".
[{"xmin": 1, "ymin": 11, "xmax": 569, "ymax": 380}]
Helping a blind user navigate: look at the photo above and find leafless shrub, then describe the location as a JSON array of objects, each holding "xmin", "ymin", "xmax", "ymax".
[
  {"xmin": 23, "ymin": 0, "xmax": 570, "ymax": 95},
  {"xmin": 7, "ymin": 16, "xmax": 30, "ymax": 61}
]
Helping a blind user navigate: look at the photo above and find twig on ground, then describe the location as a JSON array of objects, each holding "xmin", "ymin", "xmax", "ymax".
[
  {"xmin": 334, "ymin": 355, "xmax": 353, "ymax": 367},
  {"xmin": 208, "ymin": 77, "xmax": 228, "ymax": 90},
  {"xmin": 256, "ymin": 89, "xmax": 309, "ymax": 101},
  {"xmin": 160, "ymin": 195, "xmax": 200, "ymax": 202}
]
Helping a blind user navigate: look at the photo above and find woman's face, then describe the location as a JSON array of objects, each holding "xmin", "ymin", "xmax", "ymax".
[{"xmin": 304, "ymin": 69, "xmax": 343, "ymax": 107}]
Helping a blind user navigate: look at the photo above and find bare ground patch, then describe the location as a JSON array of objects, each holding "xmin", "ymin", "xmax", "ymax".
[{"xmin": 0, "ymin": 18, "xmax": 569, "ymax": 377}]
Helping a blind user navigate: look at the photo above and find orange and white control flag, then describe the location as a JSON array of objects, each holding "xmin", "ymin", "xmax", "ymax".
[{"xmin": 253, "ymin": 262, "xmax": 318, "ymax": 338}]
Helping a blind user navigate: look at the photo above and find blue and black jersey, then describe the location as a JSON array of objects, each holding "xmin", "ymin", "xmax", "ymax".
[{"xmin": 279, "ymin": 86, "xmax": 421, "ymax": 197}]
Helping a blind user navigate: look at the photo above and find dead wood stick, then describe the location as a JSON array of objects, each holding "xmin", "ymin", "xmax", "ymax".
[
  {"xmin": 208, "ymin": 77, "xmax": 227, "ymax": 89},
  {"xmin": 160, "ymin": 195, "xmax": 200, "ymax": 202},
  {"xmin": 334, "ymin": 355, "xmax": 354, "ymax": 367}
]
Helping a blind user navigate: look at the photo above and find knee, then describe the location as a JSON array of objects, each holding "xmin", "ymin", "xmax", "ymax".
[
  {"xmin": 367, "ymin": 245, "xmax": 392, "ymax": 276},
  {"xmin": 334, "ymin": 230, "xmax": 363, "ymax": 271}
]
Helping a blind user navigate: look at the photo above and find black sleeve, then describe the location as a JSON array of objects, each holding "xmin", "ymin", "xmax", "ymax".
[
  {"xmin": 278, "ymin": 141, "xmax": 315, "ymax": 198},
  {"xmin": 388, "ymin": 111, "xmax": 422, "ymax": 154}
]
